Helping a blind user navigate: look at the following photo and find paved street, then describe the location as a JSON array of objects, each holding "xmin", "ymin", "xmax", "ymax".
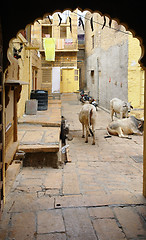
[{"xmin": 0, "ymin": 93, "xmax": 146, "ymax": 240}]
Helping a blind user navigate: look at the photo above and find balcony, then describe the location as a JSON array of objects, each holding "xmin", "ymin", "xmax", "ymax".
[{"xmin": 40, "ymin": 38, "xmax": 78, "ymax": 52}]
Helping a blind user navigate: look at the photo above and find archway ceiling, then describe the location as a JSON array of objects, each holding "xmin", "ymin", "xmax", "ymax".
[{"xmin": 1, "ymin": 1, "xmax": 146, "ymax": 68}]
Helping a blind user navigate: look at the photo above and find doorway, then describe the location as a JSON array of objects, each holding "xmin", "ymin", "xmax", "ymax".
[{"xmin": 60, "ymin": 68, "xmax": 79, "ymax": 93}]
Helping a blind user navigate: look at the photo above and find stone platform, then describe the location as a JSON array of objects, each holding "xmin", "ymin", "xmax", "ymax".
[{"xmin": 17, "ymin": 99, "xmax": 62, "ymax": 168}]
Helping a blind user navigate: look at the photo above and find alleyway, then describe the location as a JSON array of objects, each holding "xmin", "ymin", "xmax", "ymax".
[{"xmin": 0, "ymin": 93, "xmax": 146, "ymax": 240}]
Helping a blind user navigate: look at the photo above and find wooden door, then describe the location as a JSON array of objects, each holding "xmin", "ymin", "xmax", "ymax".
[
  {"xmin": 60, "ymin": 69, "xmax": 79, "ymax": 93},
  {"xmin": 52, "ymin": 67, "xmax": 60, "ymax": 93}
]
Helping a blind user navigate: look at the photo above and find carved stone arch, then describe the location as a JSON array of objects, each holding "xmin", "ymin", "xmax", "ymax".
[
  {"xmin": 1, "ymin": 4, "xmax": 146, "ymax": 200},
  {"xmin": 1, "ymin": 3, "xmax": 146, "ymax": 68}
]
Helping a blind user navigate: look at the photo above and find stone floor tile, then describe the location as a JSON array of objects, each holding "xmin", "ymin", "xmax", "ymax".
[
  {"xmin": 19, "ymin": 178, "xmax": 43, "ymax": 188},
  {"xmin": 44, "ymin": 171, "xmax": 62, "ymax": 189},
  {"xmin": 92, "ymin": 218, "xmax": 126, "ymax": 240},
  {"xmin": 37, "ymin": 209, "xmax": 65, "ymax": 234},
  {"xmin": 108, "ymin": 191, "xmax": 140, "ymax": 205},
  {"xmin": 113, "ymin": 206, "xmax": 146, "ymax": 239},
  {"xmin": 63, "ymin": 162, "xmax": 76, "ymax": 172},
  {"xmin": 63, "ymin": 208, "xmax": 97, "ymax": 240},
  {"xmin": 55, "ymin": 195, "xmax": 85, "ymax": 208},
  {"xmin": 36, "ymin": 233, "xmax": 66, "ymax": 240},
  {"xmin": 36, "ymin": 196, "xmax": 55, "ymax": 210},
  {"xmin": 136, "ymin": 205, "xmax": 146, "ymax": 220},
  {"xmin": 0, "ymin": 229, "xmax": 9, "ymax": 240},
  {"xmin": 9, "ymin": 193, "xmax": 39, "ymax": 212},
  {"xmin": 88, "ymin": 206, "xmax": 114, "ymax": 219},
  {"xmin": 63, "ymin": 172, "xmax": 80, "ymax": 195},
  {"xmin": 9, "ymin": 212, "xmax": 36, "ymax": 240},
  {"xmin": 21, "ymin": 130, "xmax": 44, "ymax": 143},
  {"xmin": 83, "ymin": 194, "xmax": 111, "ymax": 207}
]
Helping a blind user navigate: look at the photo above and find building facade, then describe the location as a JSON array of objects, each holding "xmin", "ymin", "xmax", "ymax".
[
  {"xmin": 85, "ymin": 12, "xmax": 144, "ymax": 110},
  {"xmin": 6, "ymin": 31, "xmax": 41, "ymax": 119},
  {"xmin": 3, "ymin": 30, "xmax": 41, "ymax": 179},
  {"xmin": 16, "ymin": 32, "xmax": 41, "ymax": 118},
  {"xmin": 31, "ymin": 9, "xmax": 79, "ymax": 94}
]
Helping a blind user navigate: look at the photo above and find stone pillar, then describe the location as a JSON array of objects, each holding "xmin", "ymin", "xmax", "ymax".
[{"xmin": 143, "ymin": 70, "xmax": 146, "ymax": 197}]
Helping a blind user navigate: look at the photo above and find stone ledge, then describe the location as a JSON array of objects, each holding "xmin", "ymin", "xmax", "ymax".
[{"xmin": 18, "ymin": 144, "xmax": 59, "ymax": 153}]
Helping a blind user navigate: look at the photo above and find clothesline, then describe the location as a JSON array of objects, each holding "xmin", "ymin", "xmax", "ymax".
[
  {"xmin": 44, "ymin": 11, "xmax": 132, "ymax": 36},
  {"xmin": 73, "ymin": 11, "xmax": 132, "ymax": 35}
]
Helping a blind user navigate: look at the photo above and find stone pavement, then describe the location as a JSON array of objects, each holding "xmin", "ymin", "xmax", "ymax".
[{"xmin": 0, "ymin": 93, "xmax": 146, "ymax": 240}]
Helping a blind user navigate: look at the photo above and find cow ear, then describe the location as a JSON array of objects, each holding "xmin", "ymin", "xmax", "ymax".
[
  {"xmin": 138, "ymin": 122, "xmax": 142, "ymax": 129},
  {"xmin": 123, "ymin": 103, "xmax": 127, "ymax": 107}
]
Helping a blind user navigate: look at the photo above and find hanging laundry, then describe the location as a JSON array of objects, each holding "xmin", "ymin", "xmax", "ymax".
[
  {"xmin": 90, "ymin": 17, "xmax": 94, "ymax": 31},
  {"xmin": 79, "ymin": 17, "xmax": 84, "ymax": 31},
  {"xmin": 58, "ymin": 14, "xmax": 62, "ymax": 26},
  {"xmin": 69, "ymin": 17, "xmax": 72, "ymax": 32},
  {"xmin": 56, "ymin": 39, "xmax": 64, "ymax": 49},
  {"xmin": 48, "ymin": 15, "xmax": 52, "ymax": 24},
  {"xmin": 65, "ymin": 39, "xmax": 73, "ymax": 45},
  {"xmin": 102, "ymin": 16, "xmax": 106, "ymax": 29},
  {"xmin": 43, "ymin": 38, "xmax": 55, "ymax": 61},
  {"xmin": 36, "ymin": 20, "xmax": 40, "ymax": 24},
  {"xmin": 109, "ymin": 18, "xmax": 112, "ymax": 28}
]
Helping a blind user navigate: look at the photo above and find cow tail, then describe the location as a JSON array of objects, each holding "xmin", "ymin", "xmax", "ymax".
[
  {"xmin": 88, "ymin": 109, "xmax": 94, "ymax": 136},
  {"xmin": 89, "ymin": 109, "xmax": 93, "ymax": 125}
]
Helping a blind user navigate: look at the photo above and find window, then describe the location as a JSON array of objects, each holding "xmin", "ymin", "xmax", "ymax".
[
  {"xmin": 42, "ymin": 26, "xmax": 52, "ymax": 38},
  {"xmin": 60, "ymin": 26, "xmax": 67, "ymax": 39},
  {"xmin": 92, "ymin": 35, "xmax": 94, "ymax": 49},
  {"xmin": 42, "ymin": 68, "xmax": 52, "ymax": 83}
]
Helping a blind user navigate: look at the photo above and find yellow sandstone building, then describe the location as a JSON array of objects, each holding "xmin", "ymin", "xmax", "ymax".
[{"xmin": 31, "ymin": 9, "xmax": 79, "ymax": 94}]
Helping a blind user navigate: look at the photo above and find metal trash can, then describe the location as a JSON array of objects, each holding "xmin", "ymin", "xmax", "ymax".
[{"xmin": 30, "ymin": 90, "xmax": 48, "ymax": 111}]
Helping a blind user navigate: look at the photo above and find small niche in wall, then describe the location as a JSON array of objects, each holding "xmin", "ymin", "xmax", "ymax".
[
  {"xmin": 91, "ymin": 70, "xmax": 94, "ymax": 76},
  {"xmin": 91, "ymin": 70, "xmax": 94, "ymax": 84}
]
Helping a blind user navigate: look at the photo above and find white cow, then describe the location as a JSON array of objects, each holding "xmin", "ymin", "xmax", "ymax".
[
  {"xmin": 110, "ymin": 98, "xmax": 133, "ymax": 121},
  {"xmin": 107, "ymin": 116, "xmax": 144, "ymax": 138},
  {"xmin": 79, "ymin": 102, "xmax": 96, "ymax": 145}
]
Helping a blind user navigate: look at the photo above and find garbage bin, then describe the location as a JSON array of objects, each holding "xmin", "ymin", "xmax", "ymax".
[{"xmin": 30, "ymin": 90, "xmax": 48, "ymax": 111}]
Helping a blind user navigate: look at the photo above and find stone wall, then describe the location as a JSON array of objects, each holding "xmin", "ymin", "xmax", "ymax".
[
  {"xmin": 128, "ymin": 34, "xmax": 144, "ymax": 109},
  {"xmin": 85, "ymin": 12, "xmax": 129, "ymax": 110}
]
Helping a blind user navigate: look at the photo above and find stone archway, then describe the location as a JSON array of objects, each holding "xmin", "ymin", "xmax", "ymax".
[{"xmin": 1, "ymin": 5, "xmax": 146, "ymax": 216}]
